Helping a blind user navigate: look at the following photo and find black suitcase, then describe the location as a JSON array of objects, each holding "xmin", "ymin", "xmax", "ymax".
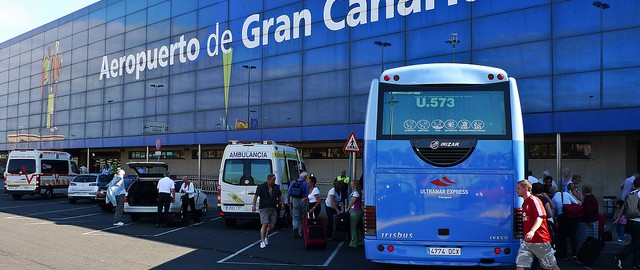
[
  {"xmin": 335, "ymin": 211, "xmax": 350, "ymax": 232},
  {"xmin": 577, "ymin": 236, "xmax": 604, "ymax": 266}
]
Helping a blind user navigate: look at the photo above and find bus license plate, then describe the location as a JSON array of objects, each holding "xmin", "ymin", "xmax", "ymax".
[{"xmin": 429, "ymin": 247, "xmax": 461, "ymax": 256}]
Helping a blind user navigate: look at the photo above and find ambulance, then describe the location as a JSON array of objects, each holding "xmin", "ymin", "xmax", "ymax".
[
  {"xmin": 4, "ymin": 149, "xmax": 80, "ymax": 200},
  {"xmin": 217, "ymin": 140, "xmax": 306, "ymax": 226}
]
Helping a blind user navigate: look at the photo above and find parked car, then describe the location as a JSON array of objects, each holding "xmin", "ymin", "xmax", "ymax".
[
  {"xmin": 68, "ymin": 174, "xmax": 113, "ymax": 204},
  {"xmin": 124, "ymin": 162, "xmax": 208, "ymax": 222},
  {"xmin": 95, "ymin": 175, "xmax": 136, "ymax": 212}
]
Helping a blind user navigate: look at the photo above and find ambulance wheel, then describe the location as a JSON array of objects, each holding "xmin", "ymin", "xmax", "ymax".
[{"xmin": 12, "ymin": 194, "xmax": 22, "ymax": 200}]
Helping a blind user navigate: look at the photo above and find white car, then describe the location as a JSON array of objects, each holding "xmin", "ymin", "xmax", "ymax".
[
  {"xmin": 124, "ymin": 162, "xmax": 208, "ymax": 222},
  {"xmin": 68, "ymin": 174, "xmax": 112, "ymax": 203}
]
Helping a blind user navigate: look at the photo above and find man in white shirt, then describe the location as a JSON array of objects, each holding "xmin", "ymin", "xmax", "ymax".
[
  {"xmin": 621, "ymin": 173, "xmax": 639, "ymax": 200},
  {"xmin": 156, "ymin": 171, "xmax": 175, "ymax": 227}
]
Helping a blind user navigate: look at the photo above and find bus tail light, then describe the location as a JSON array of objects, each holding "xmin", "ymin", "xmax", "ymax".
[
  {"xmin": 364, "ymin": 206, "xmax": 376, "ymax": 236},
  {"xmin": 513, "ymin": 208, "xmax": 523, "ymax": 239}
]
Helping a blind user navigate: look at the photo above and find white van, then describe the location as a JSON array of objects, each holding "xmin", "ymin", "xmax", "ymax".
[
  {"xmin": 4, "ymin": 149, "xmax": 80, "ymax": 200},
  {"xmin": 217, "ymin": 140, "xmax": 305, "ymax": 226}
]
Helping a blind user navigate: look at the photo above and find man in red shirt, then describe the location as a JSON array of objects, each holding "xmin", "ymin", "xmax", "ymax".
[{"xmin": 516, "ymin": 179, "xmax": 560, "ymax": 270}]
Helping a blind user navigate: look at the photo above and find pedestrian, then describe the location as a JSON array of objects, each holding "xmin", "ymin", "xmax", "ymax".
[
  {"xmin": 347, "ymin": 180, "xmax": 363, "ymax": 248},
  {"xmin": 252, "ymin": 174, "xmax": 283, "ymax": 248},
  {"xmin": 543, "ymin": 175, "xmax": 557, "ymax": 198},
  {"xmin": 306, "ymin": 175, "xmax": 322, "ymax": 218},
  {"xmin": 325, "ymin": 180, "xmax": 342, "ymax": 239},
  {"xmin": 179, "ymin": 176, "xmax": 201, "ymax": 225},
  {"xmin": 515, "ymin": 179, "xmax": 560, "ymax": 270},
  {"xmin": 615, "ymin": 177, "xmax": 640, "ymax": 269},
  {"xmin": 101, "ymin": 164, "xmax": 110, "ymax": 175},
  {"xmin": 106, "ymin": 168, "xmax": 126, "ymax": 226},
  {"xmin": 156, "ymin": 171, "xmax": 175, "ymax": 228},
  {"xmin": 336, "ymin": 170, "xmax": 350, "ymax": 206},
  {"xmin": 80, "ymin": 165, "xmax": 88, "ymax": 174},
  {"xmin": 621, "ymin": 173, "xmax": 639, "ymax": 201},
  {"xmin": 551, "ymin": 183, "xmax": 581, "ymax": 259},
  {"xmin": 576, "ymin": 185, "xmax": 598, "ymax": 250},
  {"xmin": 561, "ymin": 168, "xmax": 572, "ymax": 192},
  {"xmin": 570, "ymin": 175, "xmax": 584, "ymax": 202},
  {"xmin": 613, "ymin": 200, "xmax": 627, "ymax": 242},
  {"xmin": 287, "ymin": 171, "xmax": 309, "ymax": 238},
  {"xmin": 527, "ymin": 170, "xmax": 540, "ymax": 184}
]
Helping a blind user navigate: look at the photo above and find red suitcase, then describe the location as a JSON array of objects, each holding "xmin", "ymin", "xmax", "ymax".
[{"xmin": 303, "ymin": 212, "xmax": 327, "ymax": 248}]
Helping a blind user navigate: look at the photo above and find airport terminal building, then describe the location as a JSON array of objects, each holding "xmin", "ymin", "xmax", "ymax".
[{"xmin": 0, "ymin": 0, "xmax": 639, "ymax": 197}]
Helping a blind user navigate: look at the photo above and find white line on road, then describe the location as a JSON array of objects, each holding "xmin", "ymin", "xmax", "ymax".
[
  {"xmin": 217, "ymin": 231, "xmax": 280, "ymax": 263},
  {"xmin": 25, "ymin": 213, "xmax": 103, "ymax": 225},
  {"xmin": 209, "ymin": 216, "xmax": 222, "ymax": 221},
  {"xmin": 82, "ymin": 222, "xmax": 138, "ymax": 235},
  {"xmin": 5, "ymin": 206, "xmax": 94, "ymax": 219},
  {"xmin": 0, "ymin": 200, "xmax": 67, "ymax": 210},
  {"xmin": 322, "ymin": 241, "xmax": 344, "ymax": 266}
]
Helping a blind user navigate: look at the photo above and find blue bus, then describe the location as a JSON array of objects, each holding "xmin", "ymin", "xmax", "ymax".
[{"xmin": 363, "ymin": 63, "xmax": 524, "ymax": 266}]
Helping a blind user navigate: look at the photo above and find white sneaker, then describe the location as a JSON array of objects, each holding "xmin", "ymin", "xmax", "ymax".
[
  {"xmin": 264, "ymin": 237, "xmax": 269, "ymax": 245},
  {"xmin": 259, "ymin": 241, "xmax": 266, "ymax": 249},
  {"xmin": 113, "ymin": 222, "xmax": 124, "ymax": 226}
]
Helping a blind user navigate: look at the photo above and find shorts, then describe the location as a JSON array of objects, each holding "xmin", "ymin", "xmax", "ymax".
[
  {"xmin": 516, "ymin": 240, "xmax": 557, "ymax": 269},
  {"xmin": 259, "ymin": 207, "xmax": 277, "ymax": 225}
]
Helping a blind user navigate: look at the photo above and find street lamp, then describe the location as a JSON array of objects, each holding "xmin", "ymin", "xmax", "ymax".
[
  {"xmin": 374, "ymin": 41, "xmax": 392, "ymax": 72},
  {"xmin": 107, "ymin": 100, "xmax": 113, "ymax": 137},
  {"xmin": 150, "ymin": 84, "xmax": 164, "ymax": 121},
  {"xmin": 446, "ymin": 33, "xmax": 461, "ymax": 62},
  {"xmin": 242, "ymin": 65, "xmax": 257, "ymax": 128},
  {"xmin": 592, "ymin": 1, "xmax": 609, "ymax": 108}
]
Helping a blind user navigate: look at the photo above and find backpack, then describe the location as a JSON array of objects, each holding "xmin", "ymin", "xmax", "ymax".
[
  {"xmin": 289, "ymin": 179, "xmax": 304, "ymax": 198},
  {"xmin": 624, "ymin": 190, "xmax": 640, "ymax": 219}
]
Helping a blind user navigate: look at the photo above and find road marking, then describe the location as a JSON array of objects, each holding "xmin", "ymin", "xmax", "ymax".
[
  {"xmin": 5, "ymin": 206, "xmax": 94, "ymax": 219},
  {"xmin": 209, "ymin": 216, "xmax": 222, "ymax": 221},
  {"xmin": 25, "ymin": 213, "xmax": 103, "ymax": 225},
  {"xmin": 82, "ymin": 222, "xmax": 139, "ymax": 235},
  {"xmin": 217, "ymin": 231, "xmax": 280, "ymax": 263},
  {"xmin": 0, "ymin": 200, "xmax": 67, "ymax": 210},
  {"xmin": 322, "ymin": 241, "xmax": 344, "ymax": 266}
]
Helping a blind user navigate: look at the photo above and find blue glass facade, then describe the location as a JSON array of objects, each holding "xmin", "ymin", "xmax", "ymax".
[{"xmin": 0, "ymin": 0, "xmax": 639, "ymax": 150}]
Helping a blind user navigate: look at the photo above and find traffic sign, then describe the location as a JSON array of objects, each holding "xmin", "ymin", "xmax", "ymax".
[{"xmin": 343, "ymin": 132, "xmax": 361, "ymax": 153}]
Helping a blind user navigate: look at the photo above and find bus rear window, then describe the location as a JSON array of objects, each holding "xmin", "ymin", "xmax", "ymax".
[
  {"xmin": 223, "ymin": 159, "xmax": 272, "ymax": 185},
  {"xmin": 7, "ymin": 159, "xmax": 36, "ymax": 174}
]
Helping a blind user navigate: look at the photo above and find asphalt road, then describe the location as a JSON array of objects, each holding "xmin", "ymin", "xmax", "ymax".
[{"xmin": 0, "ymin": 190, "xmax": 625, "ymax": 270}]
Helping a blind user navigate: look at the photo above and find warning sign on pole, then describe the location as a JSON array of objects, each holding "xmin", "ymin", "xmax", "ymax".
[{"xmin": 343, "ymin": 132, "xmax": 361, "ymax": 153}]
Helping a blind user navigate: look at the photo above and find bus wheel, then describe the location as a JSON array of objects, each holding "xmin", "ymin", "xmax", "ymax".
[
  {"xmin": 12, "ymin": 194, "xmax": 22, "ymax": 200},
  {"xmin": 224, "ymin": 218, "xmax": 237, "ymax": 227}
]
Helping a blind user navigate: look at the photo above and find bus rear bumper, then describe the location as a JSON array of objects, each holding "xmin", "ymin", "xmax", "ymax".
[{"xmin": 364, "ymin": 239, "xmax": 519, "ymax": 267}]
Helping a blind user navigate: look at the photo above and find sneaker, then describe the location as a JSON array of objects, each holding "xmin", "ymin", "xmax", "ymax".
[
  {"xmin": 618, "ymin": 239, "xmax": 624, "ymax": 242},
  {"xmin": 113, "ymin": 222, "xmax": 124, "ymax": 226},
  {"xmin": 264, "ymin": 237, "xmax": 269, "ymax": 245},
  {"xmin": 615, "ymin": 256, "xmax": 623, "ymax": 269},
  {"xmin": 259, "ymin": 241, "xmax": 266, "ymax": 249}
]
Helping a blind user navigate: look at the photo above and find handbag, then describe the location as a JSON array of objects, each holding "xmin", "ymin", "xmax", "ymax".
[{"xmin": 562, "ymin": 203, "xmax": 584, "ymax": 218}]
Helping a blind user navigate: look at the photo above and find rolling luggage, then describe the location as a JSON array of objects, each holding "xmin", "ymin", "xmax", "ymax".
[
  {"xmin": 577, "ymin": 236, "xmax": 604, "ymax": 266},
  {"xmin": 335, "ymin": 211, "xmax": 350, "ymax": 232},
  {"xmin": 303, "ymin": 212, "xmax": 326, "ymax": 248}
]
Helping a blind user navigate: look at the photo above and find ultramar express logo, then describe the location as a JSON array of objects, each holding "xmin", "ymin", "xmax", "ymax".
[{"xmin": 420, "ymin": 175, "xmax": 469, "ymax": 199}]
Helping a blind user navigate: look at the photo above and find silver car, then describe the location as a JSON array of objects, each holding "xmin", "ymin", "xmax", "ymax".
[
  {"xmin": 124, "ymin": 162, "xmax": 208, "ymax": 222},
  {"xmin": 67, "ymin": 174, "xmax": 113, "ymax": 204}
]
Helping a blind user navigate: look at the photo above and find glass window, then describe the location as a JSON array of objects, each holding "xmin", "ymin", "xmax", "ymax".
[
  {"xmin": 170, "ymin": 93, "xmax": 195, "ymax": 114},
  {"xmin": 198, "ymin": 2, "xmax": 228, "ymax": 29},
  {"xmin": 71, "ymin": 46, "xmax": 88, "ymax": 63},
  {"xmin": 603, "ymin": 67, "xmax": 640, "ymax": 109},
  {"xmin": 88, "ymin": 41, "xmax": 106, "ymax": 59},
  {"xmin": 262, "ymin": 77, "xmax": 301, "ymax": 104},
  {"xmin": 106, "ymin": 17, "xmax": 125, "ymax": 38},
  {"xmin": 349, "ymin": 11, "xmax": 404, "ymax": 41},
  {"xmin": 88, "ymin": 24, "xmax": 106, "ymax": 44},
  {"xmin": 169, "ymin": 112, "xmax": 194, "ymax": 132},
  {"xmin": 553, "ymin": 1, "xmax": 600, "ymax": 39},
  {"xmin": 71, "ymin": 61, "xmax": 88, "ymax": 79},
  {"xmin": 105, "ymin": 34, "xmax": 124, "ymax": 54},
  {"xmin": 350, "ymin": 94, "xmax": 368, "ymax": 123},
  {"xmin": 303, "ymin": 44, "xmax": 349, "ymax": 75},
  {"xmin": 553, "ymin": 72, "xmax": 599, "ymax": 111},
  {"xmin": 406, "ymin": 1, "xmax": 470, "ymax": 30},
  {"xmin": 475, "ymin": 41, "xmax": 551, "ymax": 79},
  {"xmin": 303, "ymin": 97, "xmax": 349, "ymax": 126},
  {"xmin": 7, "ymin": 159, "xmax": 36, "ymax": 174},
  {"xmin": 303, "ymin": 21, "xmax": 348, "ymax": 50},
  {"xmin": 126, "ymin": 9, "xmax": 147, "ymax": 32},
  {"xmin": 527, "ymin": 142, "xmax": 592, "ymax": 159},
  {"xmin": 104, "ymin": 118, "xmax": 121, "ymax": 137},
  {"xmin": 553, "ymin": 35, "xmax": 598, "ymax": 75},
  {"xmin": 70, "ymin": 77, "xmax": 87, "ymax": 95},
  {"xmin": 605, "ymin": 28, "xmax": 640, "ymax": 70},
  {"xmin": 70, "ymin": 108, "xmax": 85, "ymax": 124},
  {"xmin": 604, "ymin": 1, "xmax": 640, "ymax": 30},
  {"xmin": 303, "ymin": 70, "xmax": 349, "ymax": 100},
  {"xmin": 122, "ymin": 117, "xmax": 142, "ymax": 136},
  {"xmin": 196, "ymin": 67, "xmax": 224, "ymax": 91},
  {"xmin": 86, "ymin": 122, "xmax": 102, "ymax": 138},
  {"xmin": 263, "ymin": 52, "xmax": 301, "ymax": 81},
  {"xmin": 195, "ymin": 109, "xmax": 226, "ymax": 131},
  {"xmin": 59, "ymin": 21, "xmax": 73, "ymax": 39},
  {"xmin": 125, "ymin": 27, "xmax": 147, "ymax": 48},
  {"xmin": 86, "ymin": 105, "xmax": 103, "ymax": 122},
  {"xmin": 123, "ymin": 99, "xmax": 144, "ymax": 118},
  {"xmin": 72, "ymin": 31, "xmax": 88, "ymax": 49},
  {"xmin": 262, "ymin": 101, "xmax": 301, "ymax": 128},
  {"xmin": 230, "ymin": 0, "xmax": 263, "ymax": 21},
  {"xmin": 196, "ymin": 87, "xmax": 225, "ymax": 111},
  {"xmin": 304, "ymin": 0, "xmax": 347, "ymax": 24},
  {"xmin": 123, "ymin": 81, "xmax": 145, "ymax": 100},
  {"xmin": 172, "ymin": 11, "xmax": 197, "ymax": 34},
  {"xmin": 106, "ymin": 0, "xmax": 125, "ymax": 22},
  {"xmin": 172, "ymin": 0, "xmax": 197, "ymax": 16},
  {"xmin": 222, "ymin": 159, "xmax": 272, "ymax": 185},
  {"xmin": 350, "ymin": 33, "xmax": 404, "ymax": 68},
  {"xmin": 473, "ymin": 0, "xmax": 548, "ymax": 17},
  {"xmin": 86, "ymin": 90, "xmax": 104, "ymax": 107},
  {"xmin": 148, "ymin": 1, "xmax": 170, "ymax": 25},
  {"xmin": 518, "ymin": 77, "xmax": 552, "ymax": 113},
  {"xmin": 407, "ymin": 22, "xmax": 470, "ymax": 61},
  {"xmin": 147, "ymin": 20, "xmax": 171, "ymax": 42},
  {"xmin": 89, "ymin": 8, "xmax": 107, "ymax": 28},
  {"xmin": 169, "ymin": 72, "xmax": 196, "ymax": 94},
  {"xmin": 126, "ymin": 0, "xmax": 147, "ymax": 13},
  {"xmin": 473, "ymin": 6, "xmax": 550, "ymax": 50}
]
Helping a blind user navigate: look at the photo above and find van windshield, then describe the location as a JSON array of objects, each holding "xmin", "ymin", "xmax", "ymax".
[
  {"xmin": 223, "ymin": 159, "xmax": 272, "ymax": 185},
  {"xmin": 7, "ymin": 159, "xmax": 36, "ymax": 174}
]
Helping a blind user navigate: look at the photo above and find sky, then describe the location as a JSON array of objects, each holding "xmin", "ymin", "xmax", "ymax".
[{"xmin": 0, "ymin": 0, "xmax": 100, "ymax": 44}]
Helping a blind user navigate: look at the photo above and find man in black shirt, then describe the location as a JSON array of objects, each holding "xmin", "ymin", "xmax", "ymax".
[{"xmin": 252, "ymin": 174, "xmax": 283, "ymax": 248}]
